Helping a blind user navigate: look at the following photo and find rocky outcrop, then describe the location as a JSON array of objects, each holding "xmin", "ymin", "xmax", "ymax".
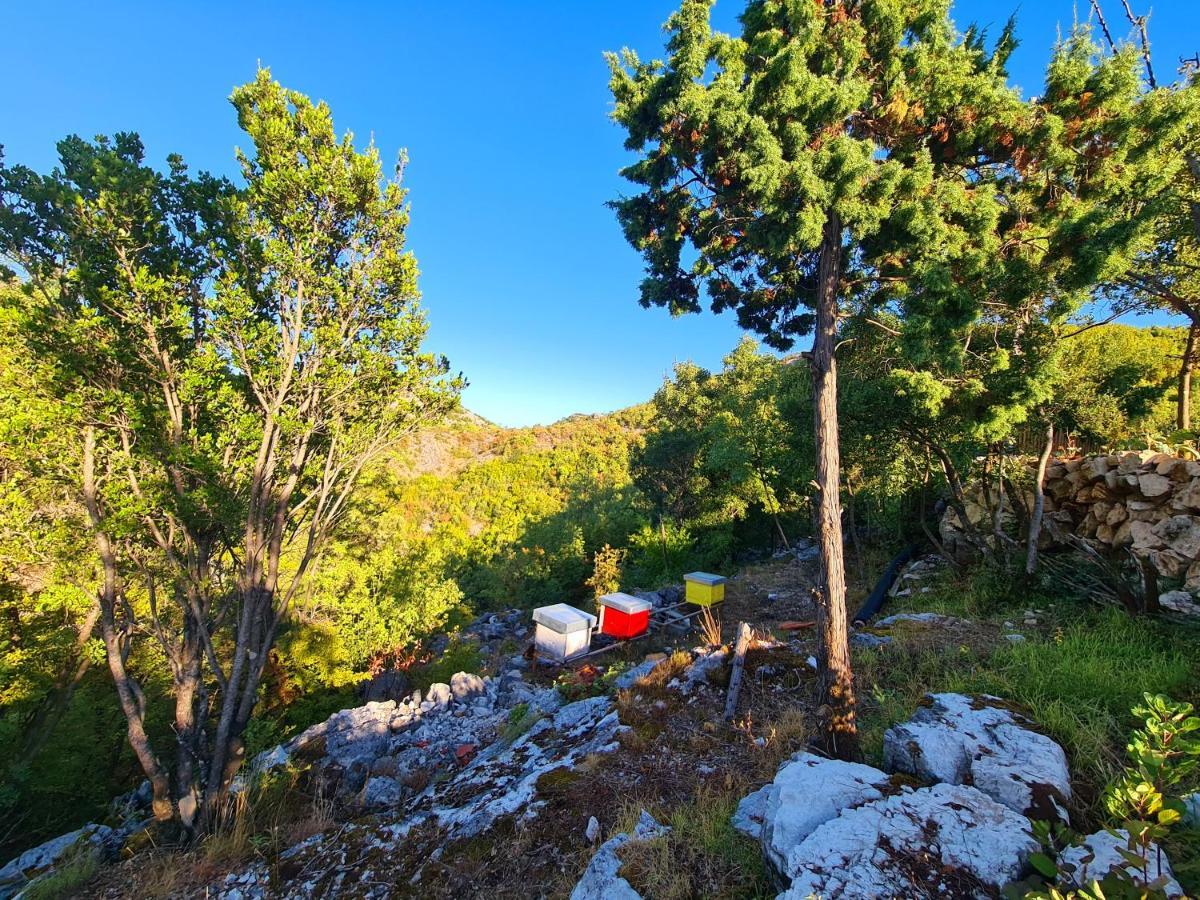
[
  {"xmin": 883, "ymin": 692, "xmax": 1072, "ymax": 820},
  {"xmin": 737, "ymin": 751, "xmax": 1039, "ymax": 899},
  {"xmin": 212, "ymin": 688, "xmax": 628, "ymax": 897},
  {"xmin": 738, "ymin": 693, "xmax": 1085, "ymax": 898},
  {"xmin": 753, "ymin": 753, "xmax": 891, "ymax": 875},
  {"xmin": 942, "ymin": 451, "xmax": 1200, "ymax": 600},
  {"xmin": 242, "ymin": 669, "xmax": 561, "ymax": 810},
  {"xmin": 0, "ymin": 824, "xmax": 121, "ymax": 900},
  {"xmin": 570, "ymin": 811, "xmax": 669, "ymax": 900},
  {"xmin": 1058, "ymin": 830, "xmax": 1184, "ymax": 898},
  {"xmin": 776, "ymin": 782, "xmax": 1039, "ymax": 898}
]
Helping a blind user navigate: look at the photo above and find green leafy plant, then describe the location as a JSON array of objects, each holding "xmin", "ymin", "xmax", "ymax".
[{"xmin": 1026, "ymin": 694, "xmax": 1200, "ymax": 898}]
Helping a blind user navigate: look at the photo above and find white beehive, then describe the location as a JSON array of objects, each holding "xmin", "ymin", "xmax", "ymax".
[{"xmin": 532, "ymin": 603, "xmax": 597, "ymax": 662}]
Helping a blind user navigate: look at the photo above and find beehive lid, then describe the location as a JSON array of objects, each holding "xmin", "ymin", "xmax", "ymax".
[
  {"xmin": 684, "ymin": 571, "xmax": 726, "ymax": 586},
  {"xmin": 533, "ymin": 603, "xmax": 596, "ymax": 634},
  {"xmin": 599, "ymin": 592, "xmax": 653, "ymax": 615}
]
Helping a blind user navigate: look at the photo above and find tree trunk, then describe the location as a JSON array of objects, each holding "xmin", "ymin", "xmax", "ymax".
[
  {"xmin": 82, "ymin": 428, "xmax": 172, "ymax": 823},
  {"xmin": 1025, "ymin": 423, "xmax": 1054, "ymax": 575},
  {"xmin": 1179, "ymin": 320, "xmax": 1197, "ymax": 431},
  {"xmin": 809, "ymin": 209, "xmax": 859, "ymax": 761}
]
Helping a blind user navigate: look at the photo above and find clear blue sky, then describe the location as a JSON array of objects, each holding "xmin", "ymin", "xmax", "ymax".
[{"xmin": 2, "ymin": 2, "xmax": 1196, "ymax": 426}]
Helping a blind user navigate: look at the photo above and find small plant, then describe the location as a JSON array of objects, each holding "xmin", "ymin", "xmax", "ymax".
[
  {"xmin": 586, "ymin": 544, "xmax": 626, "ymax": 600},
  {"xmin": 500, "ymin": 702, "xmax": 543, "ymax": 744},
  {"xmin": 1101, "ymin": 694, "xmax": 1200, "ymax": 884},
  {"xmin": 1025, "ymin": 694, "xmax": 1200, "ymax": 899},
  {"xmin": 18, "ymin": 842, "xmax": 101, "ymax": 900}
]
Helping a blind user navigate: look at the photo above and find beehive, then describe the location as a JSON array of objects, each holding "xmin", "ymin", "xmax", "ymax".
[
  {"xmin": 683, "ymin": 571, "xmax": 726, "ymax": 607},
  {"xmin": 532, "ymin": 603, "xmax": 596, "ymax": 662},
  {"xmin": 598, "ymin": 592, "xmax": 653, "ymax": 639}
]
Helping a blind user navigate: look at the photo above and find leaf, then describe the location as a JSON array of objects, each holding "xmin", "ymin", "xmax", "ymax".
[{"xmin": 1029, "ymin": 851, "xmax": 1059, "ymax": 878}]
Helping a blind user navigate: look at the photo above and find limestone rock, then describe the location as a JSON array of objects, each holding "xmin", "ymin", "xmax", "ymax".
[
  {"xmin": 1174, "ymin": 478, "xmax": 1200, "ymax": 512},
  {"xmin": 1139, "ymin": 472, "xmax": 1173, "ymax": 498},
  {"xmin": 1187, "ymin": 560, "xmax": 1200, "ymax": 593},
  {"xmin": 1159, "ymin": 591, "xmax": 1200, "ymax": 617},
  {"xmin": 1153, "ymin": 515, "xmax": 1200, "ymax": 558},
  {"xmin": 450, "ymin": 671, "xmax": 486, "ymax": 702},
  {"xmin": 570, "ymin": 811, "xmax": 668, "ymax": 900},
  {"xmin": 360, "ymin": 776, "xmax": 403, "ymax": 809},
  {"xmin": 0, "ymin": 824, "xmax": 119, "ymax": 899},
  {"xmin": 777, "ymin": 783, "xmax": 1038, "ymax": 899},
  {"xmin": 425, "ymin": 682, "xmax": 452, "ymax": 707},
  {"xmin": 1058, "ymin": 830, "xmax": 1183, "ymax": 898},
  {"xmin": 612, "ymin": 658, "xmax": 661, "ymax": 690},
  {"xmin": 883, "ymin": 692, "xmax": 1071, "ymax": 819},
  {"xmin": 1129, "ymin": 520, "xmax": 1165, "ymax": 551},
  {"xmin": 758, "ymin": 752, "xmax": 890, "ymax": 875},
  {"xmin": 874, "ymin": 611, "xmax": 969, "ymax": 628},
  {"xmin": 731, "ymin": 784, "xmax": 771, "ymax": 840}
]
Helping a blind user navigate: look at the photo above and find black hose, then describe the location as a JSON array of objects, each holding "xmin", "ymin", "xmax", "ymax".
[{"xmin": 851, "ymin": 543, "xmax": 919, "ymax": 626}]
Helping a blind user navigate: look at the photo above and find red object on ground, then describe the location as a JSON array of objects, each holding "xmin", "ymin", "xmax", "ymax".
[
  {"xmin": 598, "ymin": 593, "xmax": 653, "ymax": 639},
  {"xmin": 455, "ymin": 743, "xmax": 477, "ymax": 765}
]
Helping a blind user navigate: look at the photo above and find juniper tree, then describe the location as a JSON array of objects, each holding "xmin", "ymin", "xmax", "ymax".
[
  {"xmin": 0, "ymin": 71, "xmax": 461, "ymax": 832},
  {"xmin": 608, "ymin": 0, "xmax": 1033, "ymax": 758}
]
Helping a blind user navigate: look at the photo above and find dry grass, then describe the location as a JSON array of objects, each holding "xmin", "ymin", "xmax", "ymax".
[
  {"xmin": 699, "ymin": 605, "xmax": 724, "ymax": 647},
  {"xmin": 615, "ymin": 784, "xmax": 772, "ymax": 900}
]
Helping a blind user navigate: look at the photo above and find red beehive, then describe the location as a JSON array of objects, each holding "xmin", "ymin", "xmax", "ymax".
[{"xmin": 598, "ymin": 592, "xmax": 653, "ymax": 639}]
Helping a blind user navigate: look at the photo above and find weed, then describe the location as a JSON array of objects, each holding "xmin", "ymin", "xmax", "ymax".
[
  {"xmin": 699, "ymin": 605, "xmax": 724, "ymax": 647},
  {"xmin": 500, "ymin": 702, "xmax": 543, "ymax": 744}
]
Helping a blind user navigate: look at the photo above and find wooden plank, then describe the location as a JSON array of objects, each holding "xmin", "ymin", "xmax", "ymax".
[{"xmin": 723, "ymin": 621, "xmax": 752, "ymax": 722}]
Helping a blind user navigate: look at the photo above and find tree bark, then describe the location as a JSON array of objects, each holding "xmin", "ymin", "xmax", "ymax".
[
  {"xmin": 723, "ymin": 622, "xmax": 752, "ymax": 722},
  {"xmin": 1179, "ymin": 319, "xmax": 1197, "ymax": 431},
  {"xmin": 809, "ymin": 209, "xmax": 859, "ymax": 761},
  {"xmin": 1025, "ymin": 423, "xmax": 1054, "ymax": 575}
]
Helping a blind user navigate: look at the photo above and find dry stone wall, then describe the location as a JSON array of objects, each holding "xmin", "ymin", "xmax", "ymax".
[
  {"xmin": 1043, "ymin": 452, "xmax": 1200, "ymax": 594},
  {"xmin": 941, "ymin": 451, "xmax": 1200, "ymax": 598}
]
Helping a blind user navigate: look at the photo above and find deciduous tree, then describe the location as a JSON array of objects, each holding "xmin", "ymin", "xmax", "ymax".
[{"xmin": 0, "ymin": 71, "xmax": 461, "ymax": 833}]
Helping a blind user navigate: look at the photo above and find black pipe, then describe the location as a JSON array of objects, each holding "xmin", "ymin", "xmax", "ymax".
[{"xmin": 851, "ymin": 543, "xmax": 919, "ymax": 626}]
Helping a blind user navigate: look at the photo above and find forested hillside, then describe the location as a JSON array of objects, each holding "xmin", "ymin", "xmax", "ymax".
[{"xmin": 2, "ymin": 320, "xmax": 1193, "ymax": 855}]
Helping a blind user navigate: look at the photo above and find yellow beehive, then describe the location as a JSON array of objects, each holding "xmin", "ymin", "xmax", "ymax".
[{"xmin": 684, "ymin": 571, "xmax": 726, "ymax": 607}]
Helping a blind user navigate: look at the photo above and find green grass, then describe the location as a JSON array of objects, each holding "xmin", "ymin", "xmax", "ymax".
[
  {"xmin": 616, "ymin": 786, "xmax": 771, "ymax": 900},
  {"xmin": 858, "ymin": 575, "xmax": 1199, "ymax": 827},
  {"xmin": 499, "ymin": 702, "xmax": 543, "ymax": 744}
]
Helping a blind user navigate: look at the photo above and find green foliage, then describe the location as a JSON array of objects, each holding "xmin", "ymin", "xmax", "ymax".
[
  {"xmin": 406, "ymin": 640, "xmax": 483, "ymax": 696},
  {"xmin": 585, "ymin": 544, "xmax": 626, "ymax": 602},
  {"xmin": 1104, "ymin": 694, "xmax": 1200, "ymax": 827},
  {"xmin": 1053, "ymin": 325, "xmax": 1194, "ymax": 445},
  {"xmin": 1024, "ymin": 695, "xmax": 1200, "ymax": 899}
]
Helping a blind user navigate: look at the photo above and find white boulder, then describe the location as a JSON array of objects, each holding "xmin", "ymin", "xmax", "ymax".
[
  {"xmin": 731, "ymin": 784, "xmax": 771, "ymax": 840},
  {"xmin": 1058, "ymin": 829, "xmax": 1183, "ymax": 898},
  {"xmin": 883, "ymin": 692, "xmax": 1071, "ymax": 819},
  {"xmin": 758, "ymin": 752, "xmax": 891, "ymax": 875},
  {"xmin": 778, "ymin": 783, "xmax": 1038, "ymax": 898}
]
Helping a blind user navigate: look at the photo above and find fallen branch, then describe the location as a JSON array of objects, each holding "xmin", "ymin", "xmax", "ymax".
[{"xmin": 723, "ymin": 622, "xmax": 753, "ymax": 723}]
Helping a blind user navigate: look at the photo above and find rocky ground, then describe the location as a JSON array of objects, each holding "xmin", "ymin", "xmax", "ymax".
[{"xmin": 5, "ymin": 547, "xmax": 1195, "ymax": 899}]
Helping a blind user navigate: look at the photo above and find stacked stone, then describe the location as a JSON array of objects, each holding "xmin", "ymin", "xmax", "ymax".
[{"xmin": 1042, "ymin": 452, "xmax": 1200, "ymax": 593}]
